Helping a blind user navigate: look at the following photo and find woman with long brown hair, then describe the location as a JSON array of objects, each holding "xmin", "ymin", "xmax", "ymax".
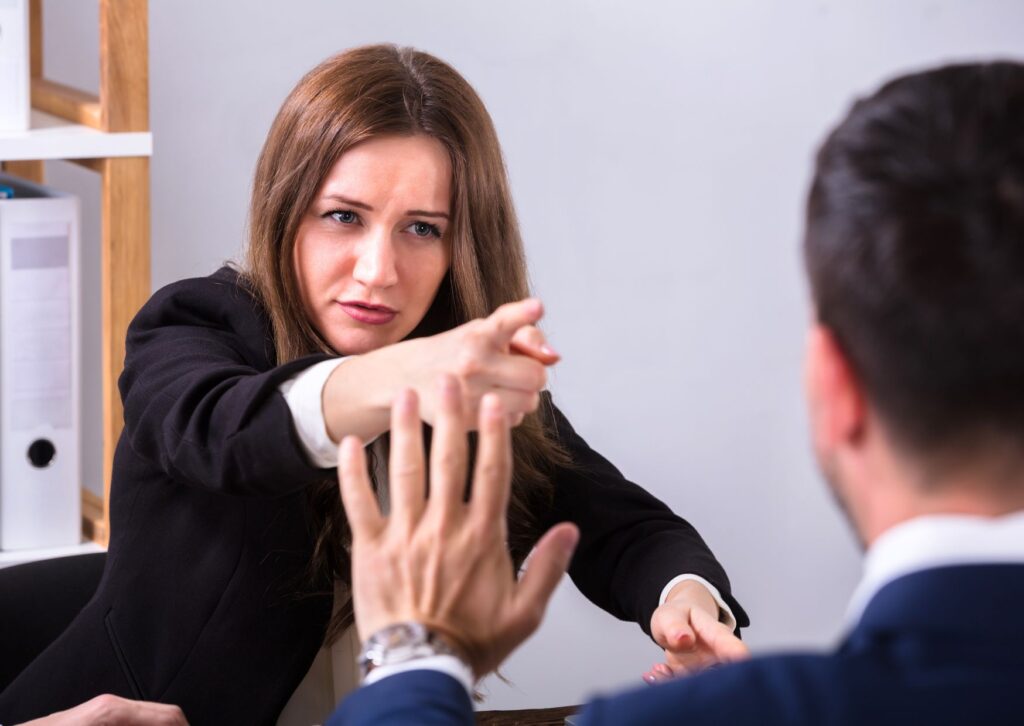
[{"xmin": 0, "ymin": 45, "xmax": 747, "ymax": 726}]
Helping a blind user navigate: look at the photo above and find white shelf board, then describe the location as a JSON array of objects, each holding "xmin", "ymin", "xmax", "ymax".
[
  {"xmin": 0, "ymin": 110, "xmax": 152, "ymax": 162},
  {"xmin": 0, "ymin": 540, "xmax": 105, "ymax": 569}
]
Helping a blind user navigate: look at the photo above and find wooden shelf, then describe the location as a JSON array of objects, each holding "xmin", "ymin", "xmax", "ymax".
[
  {"xmin": 0, "ymin": 0, "xmax": 150, "ymax": 548},
  {"xmin": 0, "ymin": 110, "xmax": 151, "ymax": 162}
]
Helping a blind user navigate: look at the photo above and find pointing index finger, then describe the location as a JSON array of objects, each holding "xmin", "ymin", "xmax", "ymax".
[
  {"xmin": 487, "ymin": 298, "xmax": 544, "ymax": 345},
  {"xmin": 690, "ymin": 606, "xmax": 750, "ymax": 663},
  {"xmin": 510, "ymin": 325, "xmax": 560, "ymax": 365}
]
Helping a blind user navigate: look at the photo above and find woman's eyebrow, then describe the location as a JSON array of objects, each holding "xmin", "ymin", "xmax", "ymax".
[
  {"xmin": 406, "ymin": 209, "xmax": 450, "ymax": 220},
  {"xmin": 322, "ymin": 194, "xmax": 449, "ymax": 219},
  {"xmin": 323, "ymin": 194, "xmax": 373, "ymax": 210}
]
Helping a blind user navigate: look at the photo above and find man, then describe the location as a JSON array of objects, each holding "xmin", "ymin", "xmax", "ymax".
[{"xmin": 328, "ymin": 61, "xmax": 1024, "ymax": 725}]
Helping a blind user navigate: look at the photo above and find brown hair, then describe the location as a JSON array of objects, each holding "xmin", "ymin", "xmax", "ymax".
[{"xmin": 243, "ymin": 44, "xmax": 570, "ymax": 641}]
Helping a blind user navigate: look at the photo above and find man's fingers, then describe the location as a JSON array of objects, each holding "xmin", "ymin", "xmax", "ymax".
[
  {"xmin": 487, "ymin": 298, "xmax": 544, "ymax": 345},
  {"xmin": 338, "ymin": 435, "xmax": 383, "ymax": 539},
  {"xmin": 388, "ymin": 388, "xmax": 426, "ymax": 528},
  {"xmin": 469, "ymin": 394, "xmax": 513, "ymax": 522},
  {"xmin": 514, "ymin": 523, "xmax": 579, "ymax": 630},
  {"xmin": 690, "ymin": 606, "xmax": 751, "ymax": 662},
  {"xmin": 428, "ymin": 375, "xmax": 469, "ymax": 517}
]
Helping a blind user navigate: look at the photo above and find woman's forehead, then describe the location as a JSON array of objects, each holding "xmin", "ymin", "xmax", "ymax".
[{"xmin": 317, "ymin": 135, "xmax": 452, "ymax": 210}]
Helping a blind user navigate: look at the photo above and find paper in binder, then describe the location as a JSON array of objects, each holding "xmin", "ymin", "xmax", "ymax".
[{"xmin": 0, "ymin": 173, "xmax": 81, "ymax": 550}]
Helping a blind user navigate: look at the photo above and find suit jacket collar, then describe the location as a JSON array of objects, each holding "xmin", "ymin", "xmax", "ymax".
[
  {"xmin": 845, "ymin": 511, "xmax": 1024, "ymax": 626},
  {"xmin": 844, "ymin": 563, "xmax": 1024, "ymax": 650}
]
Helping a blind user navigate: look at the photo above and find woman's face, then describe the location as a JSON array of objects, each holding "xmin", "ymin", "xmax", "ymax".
[{"xmin": 294, "ymin": 134, "xmax": 453, "ymax": 354}]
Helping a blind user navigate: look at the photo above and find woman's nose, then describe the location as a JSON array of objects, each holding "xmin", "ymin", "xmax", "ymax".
[{"xmin": 352, "ymin": 230, "xmax": 399, "ymax": 288}]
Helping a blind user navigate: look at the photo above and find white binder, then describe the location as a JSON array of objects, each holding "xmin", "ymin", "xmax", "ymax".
[
  {"xmin": 0, "ymin": 0, "xmax": 30, "ymax": 132},
  {"xmin": 0, "ymin": 173, "xmax": 81, "ymax": 550}
]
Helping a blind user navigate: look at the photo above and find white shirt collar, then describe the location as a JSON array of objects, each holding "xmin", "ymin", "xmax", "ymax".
[{"xmin": 844, "ymin": 509, "xmax": 1024, "ymax": 628}]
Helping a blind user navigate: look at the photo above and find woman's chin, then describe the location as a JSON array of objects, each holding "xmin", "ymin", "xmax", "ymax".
[{"xmin": 326, "ymin": 328, "xmax": 402, "ymax": 356}]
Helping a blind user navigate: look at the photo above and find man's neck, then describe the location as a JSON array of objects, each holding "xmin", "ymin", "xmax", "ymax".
[{"xmin": 860, "ymin": 484, "xmax": 1024, "ymax": 548}]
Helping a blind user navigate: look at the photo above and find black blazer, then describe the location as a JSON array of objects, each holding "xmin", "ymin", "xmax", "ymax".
[{"xmin": 0, "ymin": 267, "xmax": 746, "ymax": 726}]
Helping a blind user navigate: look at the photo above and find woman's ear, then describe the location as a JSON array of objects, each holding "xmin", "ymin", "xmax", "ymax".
[{"xmin": 804, "ymin": 324, "xmax": 866, "ymax": 458}]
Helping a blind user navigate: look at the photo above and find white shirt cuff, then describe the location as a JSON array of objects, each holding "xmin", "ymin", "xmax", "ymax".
[
  {"xmin": 363, "ymin": 654, "xmax": 474, "ymax": 697},
  {"xmin": 279, "ymin": 358, "xmax": 350, "ymax": 469},
  {"xmin": 659, "ymin": 574, "xmax": 738, "ymax": 631}
]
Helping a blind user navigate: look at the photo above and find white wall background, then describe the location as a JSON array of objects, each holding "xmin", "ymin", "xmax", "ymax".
[{"xmin": 41, "ymin": 0, "xmax": 1024, "ymax": 712}]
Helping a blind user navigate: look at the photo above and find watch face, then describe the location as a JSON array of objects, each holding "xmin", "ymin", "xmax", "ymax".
[
  {"xmin": 361, "ymin": 622, "xmax": 431, "ymax": 670},
  {"xmin": 360, "ymin": 621, "xmax": 458, "ymax": 677},
  {"xmin": 380, "ymin": 622, "xmax": 428, "ymax": 649}
]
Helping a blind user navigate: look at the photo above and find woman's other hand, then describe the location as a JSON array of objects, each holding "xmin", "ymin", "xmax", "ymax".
[
  {"xmin": 324, "ymin": 298, "xmax": 560, "ymax": 441},
  {"xmin": 644, "ymin": 580, "xmax": 750, "ymax": 682}
]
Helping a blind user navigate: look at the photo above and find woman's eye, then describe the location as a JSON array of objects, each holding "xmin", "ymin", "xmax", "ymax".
[
  {"xmin": 329, "ymin": 210, "xmax": 358, "ymax": 224},
  {"xmin": 410, "ymin": 221, "xmax": 442, "ymax": 238}
]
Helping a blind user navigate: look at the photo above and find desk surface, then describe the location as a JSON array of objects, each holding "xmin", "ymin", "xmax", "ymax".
[{"xmin": 476, "ymin": 705, "xmax": 579, "ymax": 725}]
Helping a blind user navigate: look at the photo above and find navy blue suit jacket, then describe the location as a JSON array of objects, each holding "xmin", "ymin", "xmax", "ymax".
[{"xmin": 330, "ymin": 563, "xmax": 1024, "ymax": 725}]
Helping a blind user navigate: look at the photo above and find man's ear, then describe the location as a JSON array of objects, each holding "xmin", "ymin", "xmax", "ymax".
[{"xmin": 805, "ymin": 324, "xmax": 866, "ymax": 455}]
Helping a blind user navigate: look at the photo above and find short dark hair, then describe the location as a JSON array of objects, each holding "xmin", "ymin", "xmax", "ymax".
[{"xmin": 804, "ymin": 61, "xmax": 1024, "ymax": 457}]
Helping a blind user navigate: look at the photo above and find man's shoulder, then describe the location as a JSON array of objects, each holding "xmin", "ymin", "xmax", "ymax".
[
  {"xmin": 579, "ymin": 652, "xmax": 845, "ymax": 725},
  {"xmin": 579, "ymin": 640, "xmax": 1024, "ymax": 726}
]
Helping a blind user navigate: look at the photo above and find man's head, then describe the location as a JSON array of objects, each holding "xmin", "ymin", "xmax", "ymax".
[{"xmin": 803, "ymin": 62, "xmax": 1024, "ymax": 545}]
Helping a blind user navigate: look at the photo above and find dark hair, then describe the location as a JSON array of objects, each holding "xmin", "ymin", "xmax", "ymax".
[{"xmin": 805, "ymin": 61, "xmax": 1024, "ymax": 458}]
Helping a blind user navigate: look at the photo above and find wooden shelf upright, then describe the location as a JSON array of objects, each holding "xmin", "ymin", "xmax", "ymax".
[{"xmin": 0, "ymin": 0, "xmax": 152, "ymax": 548}]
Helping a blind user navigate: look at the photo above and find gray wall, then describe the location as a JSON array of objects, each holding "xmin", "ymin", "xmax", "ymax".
[{"xmin": 43, "ymin": 0, "xmax": 1024, "ymax": 711}]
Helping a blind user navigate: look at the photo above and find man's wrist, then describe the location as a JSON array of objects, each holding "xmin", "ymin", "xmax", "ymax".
[
  {"xmin": 358, "ymin": 622, "xmax": 472, "ymax": 680},
  {"xmin": 362, "ymin": 654, "xmax": 475, "ymax": 696}
]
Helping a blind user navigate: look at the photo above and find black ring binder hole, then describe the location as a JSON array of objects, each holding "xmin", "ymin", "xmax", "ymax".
[{"xmin": 27, "ymin": 438, "xmax": 56, "ymax": 468}]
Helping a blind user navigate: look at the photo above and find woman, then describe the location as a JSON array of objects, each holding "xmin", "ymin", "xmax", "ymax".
[{"xmin": 0, "ymin": 45, "xmax": 747, "ymax": 725}]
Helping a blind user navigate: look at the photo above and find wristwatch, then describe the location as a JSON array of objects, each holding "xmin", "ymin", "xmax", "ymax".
[{"xmin": 357, "ymin": 622, "xmax": 462, "ymax": 679}]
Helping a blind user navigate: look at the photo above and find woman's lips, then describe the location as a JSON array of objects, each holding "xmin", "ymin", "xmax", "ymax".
[{"xmin": 337, "ymin": 301, "xmax": 397, "ymax": 325}]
